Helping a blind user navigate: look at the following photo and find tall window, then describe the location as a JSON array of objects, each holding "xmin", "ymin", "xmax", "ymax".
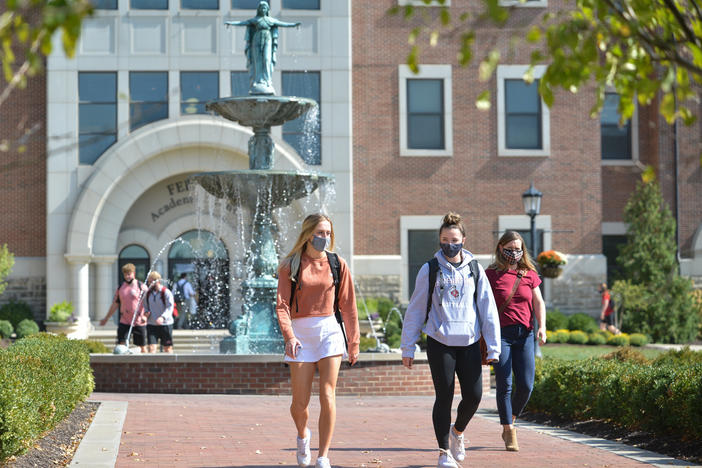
[
  {"xmin": 282, "ymin": 71, "xmax": 321, "ymax": 165},
  {"xmin": 602, "ymin": 235, "xmax": 627, "ymax": 283},
  {"xmin": 118, "ymin": 245, "xmax": 150, "ymax": 285},
  {"xmin": 283, "ymin": 0, "xmax": 319, "ymax": 8},
  {"xmin": 181, "ymin": 72, "xmax": 219, "ymax": 115},
  {"xmin": 92, "ymin": 0, "xmax": 117, "ymax": 9},
  {"xmin": 232, "ymin": 0, "xmax": 264, "ymax": 7},
  {"xmin": 497, "ymin": 65, "xmax": 549, "ymax": 157},
  {"xmin": 601, "ymin": 93, "xmax": 632, "ymax": 160},
  {"xmin": 79, "ymin": 72, "xmax": 117, "ymax": 165},
  {"xmin": 505, "ymin": 79, "xmax": 542, "ymax": 150},
  {"xmin": 182, "ymin": 0, "xmax": 218, "ymax": 8},
  {"xmin": 131, "ymin": 0, "xmax": 168, "ymax": 9},
  {"xmin": 408, "ymin": 230, "xmax": 436, "ymax": 297},
  {"xmin": 130, "ymin": 72, "xmax": 168, "ymax": 131},
  {"xmin": 231, "ymin": 71, "xmax": 249, "ymax": 97},
  {"xmin": 407, "ymin": 79, "xmax": 444, "ymax": 150}
]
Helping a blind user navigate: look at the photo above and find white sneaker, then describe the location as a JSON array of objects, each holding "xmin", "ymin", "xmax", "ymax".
[
  {"xmin": 296, "ymin": 428, "xmax": 311, "ymax": 467},
  {"xmin": 449, "ymin": 424, "xmax": 466, "ymax": 461},
  {"xmin": 315, "ymin": 456, "xmax": 331, "ymax": 468},
  {"xmin": 437, "ymin": 448, "xmax": 458, "ymax": 468}
]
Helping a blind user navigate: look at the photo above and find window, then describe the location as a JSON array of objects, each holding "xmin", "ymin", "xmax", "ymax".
[
  {"xmin": 232, "ymin": 0, "xmax": 265, "ymax": 7},
  {"xmin": 399, "ymin": 64, "xmax": 453, "ymax": 157},
  {"xmin": 180, "ymin": 72, "xmax": 219, "ymax": 115},
  {"xmin": 131, "ymin": 0, "xmax": 168, "ymax": 9},
  {"xmin": 118, "ymin": 245, "xmax": 150, "ymax": 285},
  {"xmin": 497, "ymin": 65, "xmax": 550, "ymax": 157},
  {"xmin": 601, "ymin": 92, "xmax": 632, "ymax": 160},
  {"xmin": 92, "ymin": 0, "xmax": 117, "ymax": 9},
  {"xmin": 407, "ymin": 230, "xmax": 437, "ymax": 298},
  {"xmin": 79, "ymin": 72, "xmax": 117, "ymax": 165},
  {"xmin": 231, "ymin": 71, "xmax": 249, "ymax": 97},
  {"xmin": 282, "ymin": 71, "xmax": 321, "ymax": 165},
  {"xmin": 130, "ymin": 72, "xmax": 168, "ymax": 131},
  {"xmin": 602, "ymin": 235, "xmax": 627, "ymax": 283},
  {"xmin": 282, "ymin": 0, "xmax": 319, "ymax": 9},
  {"xmin": 182, "ymin": 0, "xmax": 218, "ymax": 9}
]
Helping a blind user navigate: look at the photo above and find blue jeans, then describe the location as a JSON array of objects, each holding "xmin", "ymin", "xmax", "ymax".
[{"xmin": 495, "ymin": 324, "xmax": 535, "ymax": 425}]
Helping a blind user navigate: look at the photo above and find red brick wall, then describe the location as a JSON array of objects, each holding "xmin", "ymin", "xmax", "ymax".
[
  {"xmin": 90, "ymin": 358, "xmax": 491, "ymax": 396},
  {"xmin": 352, "ymin": 0, "xmax": 602, "ymax": 256}
]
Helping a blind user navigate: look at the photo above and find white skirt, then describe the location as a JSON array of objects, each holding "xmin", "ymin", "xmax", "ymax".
[{"xmin": 284, "ymin": 314, "xmax": 347, "ymax": 363}]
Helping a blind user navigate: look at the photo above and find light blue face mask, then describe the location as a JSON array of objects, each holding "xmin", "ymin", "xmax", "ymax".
[{"xmin": 310, "ymin": 235, "xmax": 330, "ymax": 252}]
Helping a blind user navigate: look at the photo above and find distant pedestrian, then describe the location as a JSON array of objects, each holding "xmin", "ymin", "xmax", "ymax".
[
  {"xmin": 599, "ymin": 283, "xmax": 621, "ymax": 334},
  {"xmin": 276, "ymin": 213, "xmax": 360, "ymax": 468},
  {"xmin": 99, "ymin": 263, "xmax": 148, "ymax": 353},
  {"xmin": 145, "ymin": 271, "xmax": 174, "ymax": 353},
  {"xmin": 174, "ymin": 272, "xmax": 197, "ymax": 329},
  {"xmin": 485, "ymin": 231, "xmax": 546, "ymax": 452},
  {"xmin": 400, "ymin": 212, "xmax": 501, "ymax": 468}
]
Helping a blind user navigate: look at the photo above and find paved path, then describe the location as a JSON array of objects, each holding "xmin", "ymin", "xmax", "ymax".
[{"xmin": 84, "ymin": 392, "xmax": 697, "ymax": 468}]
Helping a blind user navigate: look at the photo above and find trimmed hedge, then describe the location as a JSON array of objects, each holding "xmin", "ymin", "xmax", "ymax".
[
  {"xmin": 587, "ymin": 332, "xmax": 606, "ymax": 345},
  {"xmin": 628, "ymin": 333, "xmax": 649, "ymax": 347},
  {"xmin": 607, "ymin": 333, "xmax": 630, "ymax": 346},
  {"xmin": 530, "ymin": 355, "xmax": 702, "ymax": 442},
  {"xmin": 567, "ymin": 313, "xmax": 598, "ymax": 333},
  {"xmin": 0, "ymin": 333, "xmax": 94, "ymax": 461},
  {"xmin": 0, "ymin": 321, "xmax": 12, "ymax": 339},
  {"xmin": 0, "ymin": 301, "xmax": 33, "ymax": 328},
  {"xmin": 546, "ymin": 309, "xmax": 568, "ymax": 331},
  {"xmin": 14, "ymin": 319, "xmax": 39, "ymax": 339},
  {"xmin": 568, "ymin": 330, "xmax": 588, "ymax": 344}
]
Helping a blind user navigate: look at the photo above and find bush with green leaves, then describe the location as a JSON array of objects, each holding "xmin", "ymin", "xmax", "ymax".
[
  {"xmin": 546, "ymin": 309, "xmax": 568, "ymax": 331},
  {"xmin": 567, "ymin": 313, "xmax": 598, "ymax": 333},
  {"xmin": 601, "ymin": 346, "xmax": 648, "ymax": 364},
  {"xmin": 81, "ymin": 339, "xmax": 109, "ymax": 353},
  {"xmin": 0, "ymin": 300, "xmax": 33, "ymax": 328},
  {"xmin": 14, "ymin": 319, "xmax": 39, "ymax": 339},
  {"xmin": 652, "ymin": 346, "xmax": 702, "ymax": 366},
  {"xmin": 0, "ymin": 320, "xmax": 12, "ymax": 339},
  {"xmin": 48, "ymin": 301, "xmax": 74, "ymax": 322},
  {"xmin": 628, "ymin": 333, "xmax": 649, "ymax": 347},
  {"xmin": 568, "ymin": 330, "xmax": 588, "ymax": 344},
  {"xmin": 607, "ymin": 333, "xmax": 630, "ymax": 347},
  {"xmin": 530, "ymin": 357, "xmax": 702, "ymax": 442},
  {"xmin": 587, "ymin": 332, "xmax": 606, "ymax": 345},
  {"xmin": 0, "ymin": 333, "xmax": 94, "ymax": 461},
  {"xmin": 0, "ymin": 244, "xmax": 14, "ymax": 296},
  {"xmin": 553, "ymin": 329, "xmax": 570, "ymax": 343}
]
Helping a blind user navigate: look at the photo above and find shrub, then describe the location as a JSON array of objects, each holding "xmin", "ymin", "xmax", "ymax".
[
  {"xmin": 0, "ymin": 300, "xmax": 33, "ymax": 328},
  {"xmin": 552, "ymin": 329, "xmax": 571, "ymax": 343},
  {"xmin": 628, "ymin": 333, "xmax": 649, "ymax": 347},
  {"xmin": 653, "ymin": 346, "xmax": 702, "ymax": 366},
  {"xmin": 0, "ymin": 320, "xmax": 12, "ymax": 339},
  {"xmin": 601, "ymin": 346, "xmax": 648, "ymax": 364},
  {"xmin": 597, "ymin": 329, "xmax": 614, "ymax": 341},
  {"xmin": 359, "ymin": 336, "xmax": 378, "ymax": 352},
  {"xmin": 48, "ymin": 301, "xmax": 74, "ymax": 322},
  {"xmin": 376, "ymin": 297, "xmax": 397, "ymax": 322},
  {"xmin": 545, "ymin": 330, "xmax": 555, "ymax": 342},
  {"xmin": 0, "ymin": 333, "xmax": 94, "ymax": 461},
  {"xmin": 587, "ymin": 332, "xmax": 606, "ymax": 345},
  {"xmin": 607, "ymin": 333, "xmax": 630, "ymax": 347},
  {"xmin": 14, "ymin": 319, "xmax": 39, "ymax": 339},
  {"xmin": 568, "ymin": 313, "xmax": 598, "ymax": 333},
  {"xmin": 568, "ymin": 330, "xmax": 588, "ymax": 344},
  {"xmin": 546, "ymin": 309, "xmax": 568, "ymax": 331},
  {"xmin": 81, "ymin": 339, "xmax": 109, "ymax": 354},
  {"xmin": 0, "ymin": 244, "xmax": 13, "ymax": 296}
]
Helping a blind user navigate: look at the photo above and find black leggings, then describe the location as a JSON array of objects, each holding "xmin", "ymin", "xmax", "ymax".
[{"xmin": 426, "ymin": 336, "xmax": 483, "ymax": 450}]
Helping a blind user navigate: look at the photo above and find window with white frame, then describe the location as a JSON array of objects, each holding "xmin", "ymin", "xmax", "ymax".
[
  {"xmin": 231, "ymin": 71, "xmax": 249, "ymax": 97},
  {"xmin": 130, "ymin": 72, "xmax": 168, "ymax": 132},
  {"xmin": 232, "ymin": 0, "xmax": 262, "ymax": 8},
  {"xmin": 182, "ymin": 0, "xmax": 218, "ymax": 9},
  {"xmin": 497, "ymin": 65, "xmax": 550, "ymax": 157},
  {"xmin": 400, "ymin": 215, "xmax": 443, "ymax": 301},
  {"xmin": 282, "ymin": 71, "xmax": 321, "ymax": 165},
  {"xmin": 92, "ymin": 0, "xmax": 117, "ymax": 9},
  {"xmin": 131, "ymin": 0, "xmax": 168, "ymax": 9},
  {"xmin": 180, "ymin": 72, "xmax": 219, "ymax": 115},
  {"xmin": 283, "ymin": 0, "xmax": 320, "ymax": 9},
  {"xmin": 399, "ymin": 65, "xmax": 453, "ymax": 157},
  {"xmin": 601, "ymin": 92, "xmax": 638, "ymax": 162},
  {"xmin": 79, "ymin": 72, "xmax": 117, "ymax": 165}
]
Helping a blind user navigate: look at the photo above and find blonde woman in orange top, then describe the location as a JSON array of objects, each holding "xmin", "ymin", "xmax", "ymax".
[{"xmin": 276, "ymin": 213, "xmax": 360, "ymax": 468}]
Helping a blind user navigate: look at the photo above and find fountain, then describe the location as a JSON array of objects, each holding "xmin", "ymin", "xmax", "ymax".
[{"xmin": 190, "ymin": 3, "xmax": 332, "ymax": 354}]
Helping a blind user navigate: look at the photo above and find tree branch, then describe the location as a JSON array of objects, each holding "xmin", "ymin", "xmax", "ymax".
[
  {"xmin": 661, "ymin": 0, "xmax": 700, "ymax": 47},
  {"xmin": 0, "ymin": 31, "xmax": 45, "ymax": 110}
]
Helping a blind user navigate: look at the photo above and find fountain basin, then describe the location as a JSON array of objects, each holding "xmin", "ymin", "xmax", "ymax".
[{"xmin": 206, "ymin": 96, "xmax": 317, "ymax": 128}]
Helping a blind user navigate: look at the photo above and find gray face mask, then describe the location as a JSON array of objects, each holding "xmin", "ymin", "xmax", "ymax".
[{"xmin": 310, "ymin": 235, "xmax": 330, "ymax": 252}]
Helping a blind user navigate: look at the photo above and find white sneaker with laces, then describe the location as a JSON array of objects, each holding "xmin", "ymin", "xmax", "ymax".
[
  {"xmin": 449, "ymin": 423, "xmax": 466, "ymax": 461},
  {"xmin": 437, "ymin": 448, "xmax": 458, "ymax": 468},
  {"xmin": 296, "ymin": 428, "xmax": 311, "ymax": 467},
  {"xmin": 315, "ymin": 456, "xmax": 331, "ymax": 468}
]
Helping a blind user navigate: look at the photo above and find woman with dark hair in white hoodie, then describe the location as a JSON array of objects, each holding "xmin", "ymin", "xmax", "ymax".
[{"xmin": 401, "ymin": 212, "xmax": 501, "ymax": 468}]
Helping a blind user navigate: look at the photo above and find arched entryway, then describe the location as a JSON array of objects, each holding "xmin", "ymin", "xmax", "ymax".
[{"xmin": 117, "ymin": 244, "xmax": 150, "ymax": 285}]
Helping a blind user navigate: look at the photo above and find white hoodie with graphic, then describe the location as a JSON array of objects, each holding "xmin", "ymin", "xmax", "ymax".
[{"xmin": 400, "ymin": 249, "xmax": 501, "ymax": 361}]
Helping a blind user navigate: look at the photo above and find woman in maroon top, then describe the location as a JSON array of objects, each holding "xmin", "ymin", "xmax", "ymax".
[{"xmin": 485, "ymin": 231, "xmax": 546, "ymax": 452}]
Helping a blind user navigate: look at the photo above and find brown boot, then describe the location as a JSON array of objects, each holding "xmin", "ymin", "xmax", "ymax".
[{"xmin": 502, "ymin": 427, "xmax": 519, "ymax": 451}]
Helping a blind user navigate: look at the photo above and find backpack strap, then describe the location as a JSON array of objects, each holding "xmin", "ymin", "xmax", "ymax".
[{"xmin": 325, "ymin": 251, "xmax": 348, "ymax": 350}]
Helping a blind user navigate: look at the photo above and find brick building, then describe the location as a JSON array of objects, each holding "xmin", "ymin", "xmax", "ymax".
[{"xmin": 0, "ymin": 0, "xmax": 700, "ymax": 331}]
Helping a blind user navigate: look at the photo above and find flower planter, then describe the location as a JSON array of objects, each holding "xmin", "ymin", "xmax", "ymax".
[
  {"xmin": 539, "ymin": 264, "xmax": 563, "ymax": 278},
  {"xmin": 45, "ymin": 321, "xmax": 83, "ymax": 339}
]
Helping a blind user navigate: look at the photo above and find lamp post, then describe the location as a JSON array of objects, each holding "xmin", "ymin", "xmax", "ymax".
[{"xmin": 522, "ymin": 182, "xmax": 543, "ymax": 357}]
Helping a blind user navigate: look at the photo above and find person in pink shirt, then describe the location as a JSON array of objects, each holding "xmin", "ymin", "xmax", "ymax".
[{"xmin": 99, "ymin": 263, "xmax": 148, "ymax": 353}]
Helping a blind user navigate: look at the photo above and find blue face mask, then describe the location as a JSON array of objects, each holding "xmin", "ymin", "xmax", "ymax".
[
  {"xmin": 310, "ymin": 235, "xmax": 330, "ymax": 252},
  {"xmin": 440, "ymin": 242, "xmax": 463, "ymax": 259}
]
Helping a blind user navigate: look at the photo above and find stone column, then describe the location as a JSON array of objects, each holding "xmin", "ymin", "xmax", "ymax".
[
  {"xmin": 93, "ymin": 255, "xmax": 118, "ymax": 323},
  {"xmin": 64, "ymin": 254, "xmax": 92, "ymax": 339}
]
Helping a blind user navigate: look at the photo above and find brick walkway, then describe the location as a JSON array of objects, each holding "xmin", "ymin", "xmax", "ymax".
[{"xmin": 89, "ymin": 392, "xmax": 671, "ymax": 468}]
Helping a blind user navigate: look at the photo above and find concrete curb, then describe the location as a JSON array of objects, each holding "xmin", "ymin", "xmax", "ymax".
[{"xmin": 69, "ymin": 401, "xmax": 127, "ymax": 467}]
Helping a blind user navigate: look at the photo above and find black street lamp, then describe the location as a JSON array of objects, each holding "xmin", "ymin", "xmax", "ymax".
[{"xmin": 522, "ymin": 182, "xmax": 543, "ymax": 258}]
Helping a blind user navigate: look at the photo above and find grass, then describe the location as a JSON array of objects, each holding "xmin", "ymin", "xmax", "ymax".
[{"xmin": 539, "ymin": 343, "xmax": 666, "ymax": 361}]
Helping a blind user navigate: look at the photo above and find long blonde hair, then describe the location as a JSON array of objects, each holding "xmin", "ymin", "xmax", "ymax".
[
  {"xmin": 283, "ymin": 213, "xmax": 335, "ymax": 262},
  {"xmin": 490, "ymin": 230, "xmax": 537, "ymax": 271}
]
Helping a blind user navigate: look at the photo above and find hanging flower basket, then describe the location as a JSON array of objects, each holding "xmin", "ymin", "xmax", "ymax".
[
  {"xmin": 536, "ymin": 250, "xmax": 567, "ymax": 278},
  {"xmin": 540, "ymin": 264, "xmax": 563, "ymax": 278}
]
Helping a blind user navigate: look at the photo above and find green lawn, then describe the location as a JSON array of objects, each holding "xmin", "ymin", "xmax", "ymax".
[{"xmin": 539, "ymin": 343, "xmax": 666, "ymax": 361}]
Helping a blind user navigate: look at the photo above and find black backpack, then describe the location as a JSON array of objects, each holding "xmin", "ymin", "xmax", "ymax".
[
  {"xmin": 425, "ymin": 257, "xmax": 480, "ymax": 321},
  {"xmin": 289, "ymin": 251, "xmax": 347, "ymax": 349},
  {"xmin": 173, "ymin": 280, "xmax": 186, "ymax": 303}
]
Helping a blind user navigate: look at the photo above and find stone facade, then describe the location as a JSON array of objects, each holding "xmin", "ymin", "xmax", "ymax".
[
  {"xmin": 355, "ymin": 275, "xmax": 402, "ymax": 304},
  {"xmin": 0, "ymin": 277, "xmax": 47, "ymax": 322}
]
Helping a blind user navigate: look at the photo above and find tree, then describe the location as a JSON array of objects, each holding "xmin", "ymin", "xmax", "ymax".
[
  {"xmin": 0, "ymin": 244, "xmax": 14, "ymax": 296},
  {"xmin": 612, "ymin": 175, "xmax": 699, "ymax": 343},
  {"xmin": 391, "ymin": 0, "xmax": 701, "ymax": 125}
]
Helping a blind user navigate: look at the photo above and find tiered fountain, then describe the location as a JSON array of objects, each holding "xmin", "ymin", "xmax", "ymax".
[{"xmin": 190, "ymin": 2, "xmax": 332, "ymax": 354}]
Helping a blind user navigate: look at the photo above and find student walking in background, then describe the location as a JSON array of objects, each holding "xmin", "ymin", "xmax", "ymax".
[
  {"xmin": 401, "ymin": 212, "xmax": 500, "ymax": 468},
  {"xmin": 275, "ymin": 214, "xmax": 360, "ymax": 468},
  {"xmin": 145, "ymin": 271, "xmax": 175, "ymax": 353},
  {"xmin": 485, "ymin": 231, "xmax": 546, "ymax": 452},
  {"xmin": 99, "ymin": 263, "xmax": 148, "ymax": 353}
]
